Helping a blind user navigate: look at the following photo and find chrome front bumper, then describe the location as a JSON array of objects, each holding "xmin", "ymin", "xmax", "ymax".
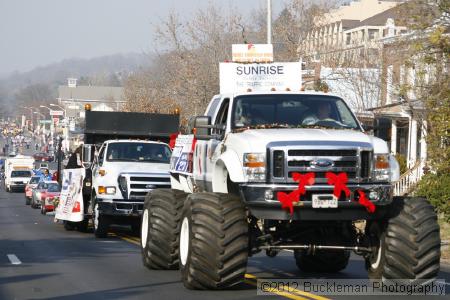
[{"xmin": 239, "ymin": 183, "xmax": 393, "ymax": 221}]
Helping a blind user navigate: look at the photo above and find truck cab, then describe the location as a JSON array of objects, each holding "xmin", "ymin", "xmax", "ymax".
[
  {"xmin": 90, "ymin": 139, "xmax": 172, "ymax": 237},
  {"xmin": 175, "ymin": 91, "xmax": 399, "ymax": 210},
  {"xmin": 4, "ymin": 155, "xmax": 34, "ymax": 192}
]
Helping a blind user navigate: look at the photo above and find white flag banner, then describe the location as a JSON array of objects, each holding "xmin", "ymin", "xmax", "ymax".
[{"xmin": 55, "ymin": 168, "xmax": 85, "ymax": 222}]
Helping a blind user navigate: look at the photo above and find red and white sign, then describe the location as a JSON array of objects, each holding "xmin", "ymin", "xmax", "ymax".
[
  {"xmin": 53, "ymin": 117, "xmax": 60, "ymax": 125},
  {"xmin": 232, "ymin": 44, "xmax": 273, "ymax": 63},
  {"xmin": 50, "ymin": 110, "xmax": 64, "ymax": 116}
]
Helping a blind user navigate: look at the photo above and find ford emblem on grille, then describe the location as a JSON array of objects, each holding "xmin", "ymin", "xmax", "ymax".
[
  {"xmin": 145, "ymin": 184, "xmax": 156, "ymax": 189},
  {"xmin": 310, "ymin": 159, "xmax": 334, "ymax": 169}
]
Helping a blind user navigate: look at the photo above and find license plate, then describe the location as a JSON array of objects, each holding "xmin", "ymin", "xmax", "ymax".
[{"xmin": 312, "ymin": 194, "xmax": 338, "ymax": 208}]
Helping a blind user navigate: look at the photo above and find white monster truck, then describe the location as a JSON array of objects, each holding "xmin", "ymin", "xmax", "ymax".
[{"xmin": 140, "ymin": 90, "xmax": 441, "ymax": 289}]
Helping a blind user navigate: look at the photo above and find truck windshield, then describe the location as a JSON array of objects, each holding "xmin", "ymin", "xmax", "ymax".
[
  {"xmin": 106, "ymin": 143, "xmax": 171, "ymax": 163},
  {"xmin": 232, "ymin": 94, "xmax": 360, "ymax": 130},
  {"xmin": 11, "ymin": 170, "xmax": 32, "ymax": 177}
]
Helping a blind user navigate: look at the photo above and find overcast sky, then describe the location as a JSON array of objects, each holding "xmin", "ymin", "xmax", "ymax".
[{"xmin": 0, "ymin": 0, "xmax": 284, "ymax": 76}]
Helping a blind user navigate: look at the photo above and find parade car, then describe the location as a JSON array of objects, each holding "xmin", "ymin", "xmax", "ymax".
[
  {"xmin": 33, "ymin": 152, "xmax": 54, "ymax": 162},
  {"xmin": 31, "ymin": 181, "xmax": 61, "ymax": 213},
  {"xmin": 25, "ymin": 176, "xmax": 41, "ymax": 205}
]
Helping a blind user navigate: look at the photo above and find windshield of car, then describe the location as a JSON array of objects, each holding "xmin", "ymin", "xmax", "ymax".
[
  {"xmin": 29, "ymin": 177, "xmax": 40, "ymax": 184},
  {"xmin": 106, "ymin": 143, "xmax": 171, "ymax": 163},
  {"xmin": 11, "ymin": 170, "xmax": 32, "ymax": 177},
  {"xmin": 232, "ymin": 94, "xmax": 360, "ymax": 130},
  {"xmin": 46, "ymin": 183, "xmax": 61, "ymax": 192}
]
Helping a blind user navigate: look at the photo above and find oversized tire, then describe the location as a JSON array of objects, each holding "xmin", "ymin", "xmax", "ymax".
[
  {"xmin": 294, "ymin": 249, "xmax": 350, "ymax": 273},
  {"xmin": 179, "ymin": 192, "xmax": 248, "ymax": 290},
  {"xmin": 366, "ymin": 197, "xmax": 440, "ymax": 281},
  {"xmin": 64, "ymin": 220, "xmax": 76, "ymax": 231},
  {"xmin": 93, "ymin": 201, "xmax": 109, "ymax": 238},
  {"xmin": 141, "ymin": 189, "xmax": 186, "ymax": 270}
]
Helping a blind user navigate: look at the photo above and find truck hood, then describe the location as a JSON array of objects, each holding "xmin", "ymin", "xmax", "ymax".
[
  {"xmin": 10, "ymin": 177, "xmax": 31, "ymax": 183},
  {"xmin": 227, "ymin": 128, "xmax": 388, "ymax": 153},
  {"xmin": 103, "ymin": 161, "xmax": 170, "ymax": 174}
]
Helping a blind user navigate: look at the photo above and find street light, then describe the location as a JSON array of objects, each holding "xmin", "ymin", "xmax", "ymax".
[{"xmin": 33, "ymin": 111, "xmax": 45, "ymax": 118}]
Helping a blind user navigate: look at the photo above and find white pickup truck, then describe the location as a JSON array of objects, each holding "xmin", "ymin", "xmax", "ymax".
[
  {"xmin": 4, "ymin": 155, "xmax": 34, "ymax": 192},
  {"xmin": 140, "ymin": 91, "xmax": 440, "ymax": 289},
  {"xmin": 90, "ymin": 140, "xmax": 172, "ymax": 237}
]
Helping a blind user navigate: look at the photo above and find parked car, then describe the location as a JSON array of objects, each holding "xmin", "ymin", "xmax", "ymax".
[
  {"xmin": 30, "ymin": 181, "xmax": 61, "ymax": 213},
  {"xmin": 25, "ymin": 176, "xmax": 41, "ymax": 205},
  {"xmin": 33, "ymin": 152, "xmax": 54, "ymax": 162}
]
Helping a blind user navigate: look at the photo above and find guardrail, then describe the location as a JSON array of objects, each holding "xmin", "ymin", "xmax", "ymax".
[{"xmin": 394, "ymin": 159, "xmax": 426, "ymax": 196}]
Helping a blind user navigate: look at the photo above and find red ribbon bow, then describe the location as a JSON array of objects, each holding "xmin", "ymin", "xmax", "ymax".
[
  {"xmin": 325, "ymin": 172, "xmax": 351, "ymax": 199},
  {"xmin": 356, "ymin": 190, "xmax": 376, "ymax": 213},
  {"xmin": 277, "ymin": 172, "xmax": 315, "ymax": 215},
  {"xmin": 276, "ymin": 190, "xmax": 300, "ymax": 215},
  {"xmin": 292, "ymin": 172, "xmax": 316, "ymax": 195}
]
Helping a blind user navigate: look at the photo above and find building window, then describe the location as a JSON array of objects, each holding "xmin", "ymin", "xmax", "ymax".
[
  {"xmin": 346, "ymin": 33, "xmax": 351, "ymax": 45},
  {"xmin": 368, "ymin": 29, "xmax": 378, "ymax": 40}
]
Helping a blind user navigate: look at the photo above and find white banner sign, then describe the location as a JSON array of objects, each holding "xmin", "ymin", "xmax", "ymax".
[
  {"xmin": 232, "ymin": 44, "xmax": 273, "ymax": 63},
  {"xmin": 50, "ymin": 110, "xmax": 64, "ymax": 116},
  {"xmin": 55, "ymin": 168, "xmax": 85, "ymax": 222},
  {"xmin": 170, "ymin": 134, "xmax": 195, "ymax": 175},
  {"xmin": 219, "ymin": 62, "xmax": 302, "ymax": 94}
]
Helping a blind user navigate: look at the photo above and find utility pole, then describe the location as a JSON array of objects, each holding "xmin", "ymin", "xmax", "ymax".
[{"xmin": 267, "ymin": 0, "xmax": 272, "ymax": 44}]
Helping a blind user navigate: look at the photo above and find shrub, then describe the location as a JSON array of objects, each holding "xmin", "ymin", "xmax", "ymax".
[
  {"xmin": 395, "ymin": 153, "xmax": 407, "ymax": 174},
  {"xmin": 414, "ymin": 172, "xmax": 450, "ymax": 222}
]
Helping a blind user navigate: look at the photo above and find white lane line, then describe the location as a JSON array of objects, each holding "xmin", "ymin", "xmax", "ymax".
[{"xmin": 7, "ymin": 254, "xmax": 22, "ymax": 265}]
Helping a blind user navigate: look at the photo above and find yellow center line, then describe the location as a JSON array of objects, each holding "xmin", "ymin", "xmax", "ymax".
[{"xmin": 117, "ymin": 235, "xmax": 328, "ymax": 300}]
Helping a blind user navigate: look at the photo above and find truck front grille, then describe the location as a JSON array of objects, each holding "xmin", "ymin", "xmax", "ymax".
[
  {"xmin": 120, "ymin": 173, "xmax": 171, "ymax": 201},
  {"xmin": 269, "ymin": 145, "xmax": 372, "ymax": 184}
]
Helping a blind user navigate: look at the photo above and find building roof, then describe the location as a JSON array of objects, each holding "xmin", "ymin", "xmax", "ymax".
[
  {"xmin": 360, "ymin": 5, "xmax": 400, "ymax": 26},
  {"xmin": 341, "ymin": 19, "xmax": 361, "ymax": 29},
  {"xmin": 58, "ymin": 86, "xmax": 124, "ymax": 103}
]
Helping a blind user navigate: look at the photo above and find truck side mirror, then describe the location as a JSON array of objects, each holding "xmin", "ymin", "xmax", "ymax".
[
  {"xmin": 194, "ymin": 116, "xmax": 212, "ymax": 140},
  {"xmin": 81, "ymin": 144, "xmax": 95, "ymax": 169}
]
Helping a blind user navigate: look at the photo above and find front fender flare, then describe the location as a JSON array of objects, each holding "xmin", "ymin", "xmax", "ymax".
[{"xmin": 212, "ymin": 150, "xmax": 245, "ymax": 192}]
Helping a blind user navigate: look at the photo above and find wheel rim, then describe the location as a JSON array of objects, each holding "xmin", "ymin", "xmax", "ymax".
[
  {"xmin": 179, "ymin": 217, "xmax": 189, "ymax": 266},
  {"xmin": 141, "ymin": 209, "xmax": 149, "ymax": 248},
  {"xmin": 371, "ymin": 238, "xmax": 383, "ymax": 269},
  {"xmin": 94, "ymin": 204, "xmax": 99, "ymax": 230}
]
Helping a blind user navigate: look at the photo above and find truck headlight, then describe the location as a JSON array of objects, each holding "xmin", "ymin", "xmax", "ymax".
[
  {"xmin": 373, "ymin": 154, "xmax": 390, "ymax": 182},
  {"xmin": 243, "ymin": 153, "xmax": 266, "ymax": 182},
  {"xmin": 98, "ymin": 186, "xmax": 116, "ymax": 195},
  {"xmin": 118, "ymin": 175, "xmax": 128, "ymax": 198}
]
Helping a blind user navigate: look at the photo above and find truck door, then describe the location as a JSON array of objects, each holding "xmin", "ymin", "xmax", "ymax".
[
  {"xmin": 92, "ymin": 144, "xmax": 106, "ymax": 188},
  {"xmin": 203, "ymin": 98, "xmax": 229, "ymax": 191}
]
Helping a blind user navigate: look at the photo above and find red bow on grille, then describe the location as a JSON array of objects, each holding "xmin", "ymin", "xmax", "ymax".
[
  {"xmin": 277, "ymin": 190, "xmax": 300, "ymax": 215},
  {"xmin": 356, "ymin": 190, "xmax": 376, "ymax": 213},
  {"xmin": 292, "ymin": 172, "xmax": 316, "ymax": 195},
  {"xmin": 326, "ymin": 172, "xmax": 351, "ymax": 199},
  {"xmin": 277, "ymin": 172, "xmax": 315, "ymax": 215}
]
